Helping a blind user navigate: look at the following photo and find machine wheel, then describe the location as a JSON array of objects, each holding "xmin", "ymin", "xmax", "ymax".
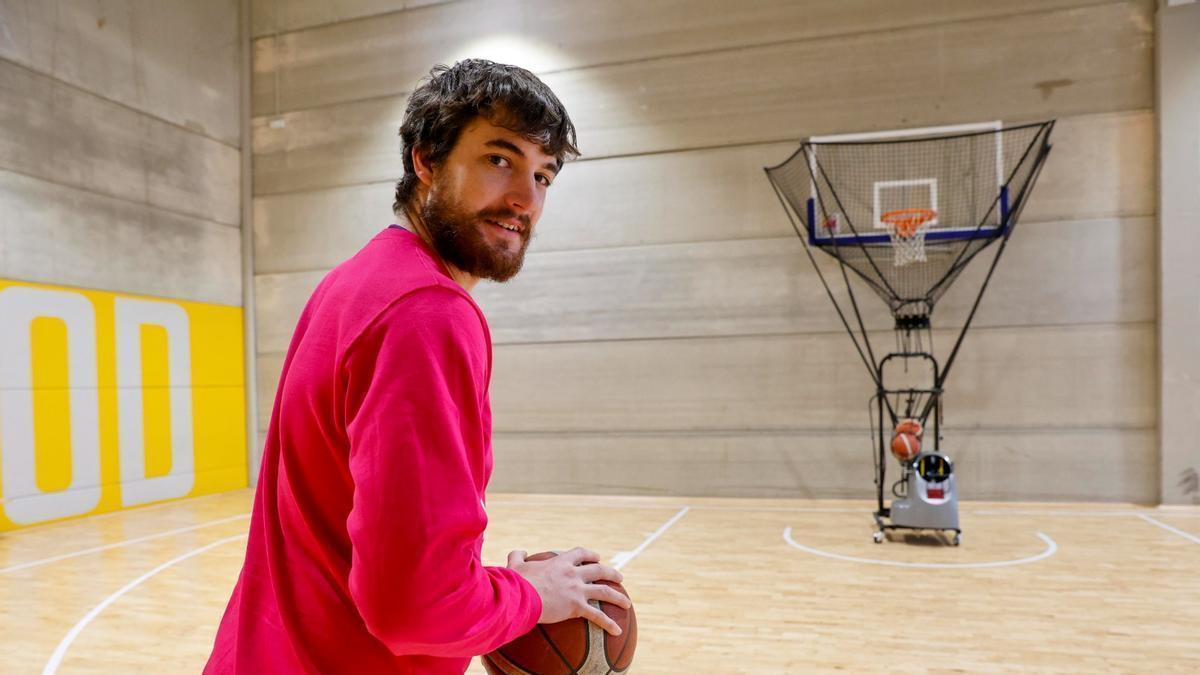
[
  {"xmin": 952, "ymin": 532, "xmax": 962, "ymax": 547},
  {"xmin": 873, "ymin": 531, "xmax": 884, "ymax": 544}
]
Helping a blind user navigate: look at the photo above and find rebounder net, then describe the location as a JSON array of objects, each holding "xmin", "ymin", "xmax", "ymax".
[{"xmin": 766, "ymin": 123, "xmax": 1054, "ymax": 320}]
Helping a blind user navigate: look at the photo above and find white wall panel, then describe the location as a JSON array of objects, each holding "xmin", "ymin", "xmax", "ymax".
[
  {"xmin": 258, "ymin": 323, "xmax": 1156, "ymax": 433},
  {"xmin": 0, "ymin": 171, "xmax": 242, "ymax": 305},
  {"xmin": 253, "ymin": 215, "xmax": 1152, "ymax": 354},
  {"xmin": 0, "ymin": 0, "xmax": 242, "ymax": 145},
  {"xmin": 487, "ymin": 324, "xmax": 1155, "ymax": 433},
  {"xmin": 252, "ymin": 0, "xmax": 1129, "ymax": 114},
  {"xmin": 0, "ymin": 60, "xmax": 241, "ymax": 226},
  {"xmin": 254, "ymin": 270, "xmax": 323, "ymax": 354},
  {"xmin": 254, "ymin": 185, "xmax": 393, "ymax": 274},
  {"xmin": 491, "ymin": 429, "xmax": 1157, "ymax": 502},
  {"xmin": 1157, "ymin": 0, "xmax": 1200, "ymax": 505},
  {"xmin": 251, "ymin": 0, "xmax": 450, "ymax": 37},
  {"xmin": 251, "ymin": 2, "xmax": 1153, "ymax": 194},
  {"xmin": 247, "ymin": 0, "xmax": 1159, "ymax": 501},
  {"xmin": 250, "ymin": 111, "xmax": 1153, "ymax": 275},
  {"xmin": 476, "ymin": 217, "xmax": 1153, "ymax": 343}
]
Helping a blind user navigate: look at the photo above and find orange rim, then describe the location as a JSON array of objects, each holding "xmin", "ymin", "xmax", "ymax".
[{"xmin": 881, "ymin": 208, "xmax": 936, "ymax": 238}]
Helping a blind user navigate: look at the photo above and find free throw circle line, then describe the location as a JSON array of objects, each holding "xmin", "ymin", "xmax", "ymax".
[
  {"xmin": 782, "ymin": 528, "xmax": 1057, "ymax": 569},
  {"xmin": 43, "ymin": 533, "xmax": 247, "ymax": 675}
]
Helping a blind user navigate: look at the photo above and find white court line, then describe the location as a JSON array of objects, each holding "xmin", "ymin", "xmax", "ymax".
[
  {"xmin": 782, "ymin": 528, "xmax": 1058, "ymax": 569},
  {"xmin": 0, "ymin": 513, "xmax": 250, "ymax": 574},
  {"xmin": 971, "ymin": 509, "xmax": 1165, "ymax": 518},
  {"xmin": 610, "ymin": 507, "xmax": 689, "ymax": 570},
  {"xmin": 690, "ymin": 505, "xmax": 862, "ymax": 514},
  {"xmin": 490, "ymin": 501, "xmax": 1175, "ymax": 518},
  {"xmin": 1138, "ymin": 514, "xmax": 1200, "ymax": 545},
  {"xmin": 499, "ymin": 502, "xmax": 862, "ymax": 514},
  {"xmin": 43, "ymin": 533, "xmax": 247, "ymax": 675},
  {"xmin": 489, "ymin": 500, "xmax": 684, "ymax": 511}
]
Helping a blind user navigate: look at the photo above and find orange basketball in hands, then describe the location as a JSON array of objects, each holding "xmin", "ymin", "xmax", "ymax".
[
  {"xmin": 482, "ymin": 551, "xmax": 637, "ymax": 675},
  {"xmin": 890, "ymin": 432, "xmax": 921, "ymax": 462}
]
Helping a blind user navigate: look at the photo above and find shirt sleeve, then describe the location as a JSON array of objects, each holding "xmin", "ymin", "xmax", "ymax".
[{"xmin": 341, "ymin": 286, "xmax": 541, "ymax": 657}]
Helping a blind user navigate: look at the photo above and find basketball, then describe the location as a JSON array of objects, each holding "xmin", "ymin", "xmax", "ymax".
[
  {"xmin": 895, "ymin": 418, "xmax": 923, "ymax": 437},
  {"xmin": 482, "ymin": 551, "xmax": 637, "ymax": 675},
  {"xmin": 890, "ymin": 432, "xmax": 921, "ymax": 462}
]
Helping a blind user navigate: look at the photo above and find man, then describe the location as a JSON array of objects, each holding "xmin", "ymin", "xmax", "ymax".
[{"xmin": 206, "ymin": 60, "xmax": 629, "ymax": 674}]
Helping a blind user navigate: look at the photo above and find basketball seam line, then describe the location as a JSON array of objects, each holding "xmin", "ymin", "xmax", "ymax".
[
  {"xmin": 486, "ymin": 651, "xmax": 536, "ymax": 675},
  {"xmin": 607, "ymin": 599, "xmax": 632, "ymax": 672},
  {"xmin": 535, "ymin": 622, "xmax": 580, "ymax": 674}
]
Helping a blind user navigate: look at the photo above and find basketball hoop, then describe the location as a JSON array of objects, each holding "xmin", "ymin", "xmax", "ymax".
[{"xmin": 881, "ymin": 208, "xmax": 937, "ymax": 266}]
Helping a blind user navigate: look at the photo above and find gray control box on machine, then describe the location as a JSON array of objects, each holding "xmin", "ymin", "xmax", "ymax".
[{"xmin": 889, "ymin": 452, "xmax": 959, "ymax": 532}]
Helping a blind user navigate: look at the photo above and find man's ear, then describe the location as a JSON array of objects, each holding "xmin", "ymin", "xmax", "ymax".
[{"xmin": 412, "ymin": 146, "xmax": 435, "ymax": 187}]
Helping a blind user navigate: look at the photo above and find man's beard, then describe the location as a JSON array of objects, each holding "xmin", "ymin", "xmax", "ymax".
[{"xmin": 419, "ymin": 185, "xmax": 532, "ymax": 283}]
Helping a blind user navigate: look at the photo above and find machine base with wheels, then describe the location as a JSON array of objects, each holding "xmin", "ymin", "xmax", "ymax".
[{"xmin": 873, "ymin": 451, "xmax": 961, "ymax": 546}]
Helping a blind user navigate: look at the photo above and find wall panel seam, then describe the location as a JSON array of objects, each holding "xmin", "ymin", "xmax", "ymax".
[
  {"xmin": 253, "ymin": 319, "xmax": 1156, "ymax": 354},
  {"xmin": 492, "ymin": 426, "xmax": 1158, "ymax": 437},
  {"xmin": 0, "ymin": 55, "xmax": 241, "ymax": 150},
  {"xmin": 250, "ymin": 109, "xmax": 1157, "ymax": 193},
  {"xmin": 254, "ymin": 213, "xmax": 1158, "ymax": 276},
  {"xmin": 251, "ymin": 0, "xmax": 469, "ymax": 39},
  {"xmin": 0, "ymin": 167, "xmax": 242, "ymax": 230}
]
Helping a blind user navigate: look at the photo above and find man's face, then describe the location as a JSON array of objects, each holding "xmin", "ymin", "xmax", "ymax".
[{"xmin": 419, "ymin": 117, "xmax": 560, "ymax": 282}]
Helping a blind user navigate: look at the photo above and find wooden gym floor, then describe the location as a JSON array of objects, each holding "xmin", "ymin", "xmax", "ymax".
[{"xmin": 1, "ymin": 489, "xmax": 1197, "ymax": 673}]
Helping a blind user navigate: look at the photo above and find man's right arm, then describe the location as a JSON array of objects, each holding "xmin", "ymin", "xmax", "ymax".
[{"xmin": 341, "ymin": 287, "xmax": 539, "ymax": 657}]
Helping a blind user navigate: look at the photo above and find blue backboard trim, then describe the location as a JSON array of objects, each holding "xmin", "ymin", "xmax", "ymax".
[{"xmin": 806, "ymin": 186, "xmax": 1013, "ymax": 248}]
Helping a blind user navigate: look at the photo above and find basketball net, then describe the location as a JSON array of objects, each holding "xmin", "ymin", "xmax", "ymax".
[{"xmin": 881, "ymin": 209, "xmax": 936, "ymax": 266}]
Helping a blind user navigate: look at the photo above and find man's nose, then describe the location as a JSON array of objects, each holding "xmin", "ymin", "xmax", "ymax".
[{"xmin": 505, "ymin": 173, "xmax": 540, "ymax": 215}]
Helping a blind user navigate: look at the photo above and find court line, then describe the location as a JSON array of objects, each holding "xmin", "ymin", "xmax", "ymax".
[
  {"xmin": 1138, "ymin": 514, "xmax": 1200, "ymax": 545},
  {"xmin": 43, "ymin": 533, "xmax": 247, "ymax": 675},
  {"xmin": 782, "ymin": 528, "xmax": 1058, "ymax": 569},
  {"xmin": 690, "ymin": 505, "xmax": 862, "ymax": 514},
  {"xmin": 492, "ymin": 500, "xmax": 1176, "ymax": 518},
  {"xmin": 489, "ymin": 500, "xmax": 685, "ymax": 511},
  {"xmin": 611, "ymin": 507, "xmax": 689, "ymax": 570},
  {"xmin": 971, "ymin": 509, "xmax": 1170, "ymax": 518},
  {"xmin": 0, "ymin": 513, "xmax": 250, "ymax": 574}
]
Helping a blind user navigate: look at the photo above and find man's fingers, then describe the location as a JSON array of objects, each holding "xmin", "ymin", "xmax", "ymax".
[
  {"xmin": 563, "ymin": 546, "xmax": 601, "ymax": 565},
  {"xmin": 586, "ymin": 584, "xmax": 632, "ymax": 610},
  {"xmin": 579, "ymin": 563, "xmax": 624, "ymax": 584},
  {"xmin": 583, "ymin": 606, "xmax": 623, "ymax": 636}
]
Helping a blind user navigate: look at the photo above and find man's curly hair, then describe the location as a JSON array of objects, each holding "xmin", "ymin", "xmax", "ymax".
[{"xmin": 393, "ymin": 60, "xmax": 579, "ymax": 215}]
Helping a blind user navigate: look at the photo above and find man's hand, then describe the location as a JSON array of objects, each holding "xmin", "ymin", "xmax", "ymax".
[{"xmin": 507, "ymin": 547, "xmax": 631, "ymax": 636}]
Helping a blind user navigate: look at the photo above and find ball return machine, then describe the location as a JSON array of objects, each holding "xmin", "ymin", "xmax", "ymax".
[{"xmin": 765, "ymin": 121, "xmax": 1055, "ymax": 545}]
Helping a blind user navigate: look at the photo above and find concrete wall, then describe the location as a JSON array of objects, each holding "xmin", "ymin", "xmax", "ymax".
[
  {"xmin": 0, "ymin": 0, "xmax": 247, "ymax": 529},
  {"xmin": 1158, "ymin": 0, "xmax": 1200, "ymax": 505},
  {"xmin": 251, "ymin": 0, "xmax": 1159, "ymax": 501}
]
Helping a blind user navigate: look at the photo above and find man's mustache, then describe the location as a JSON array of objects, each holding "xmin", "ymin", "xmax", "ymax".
[{"xmin": 477, "ymin": 208, "xmax": 531, "ymax": 230}]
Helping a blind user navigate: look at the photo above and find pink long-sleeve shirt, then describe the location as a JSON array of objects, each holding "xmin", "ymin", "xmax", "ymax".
[{"xmin": 205, "ymin": 226, "xmax": 541, "ymax": 674}]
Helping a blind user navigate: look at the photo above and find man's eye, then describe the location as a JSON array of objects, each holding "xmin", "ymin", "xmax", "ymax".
[
  {"xmin": 536, "ymin": 173, "xmax": 553, "ymax": 187},
  {"xmin": 488, "ymin": 155, "xmax": 510, "ymax": 167}
]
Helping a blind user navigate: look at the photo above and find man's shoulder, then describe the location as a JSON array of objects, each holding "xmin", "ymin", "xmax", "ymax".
[
  {"xmin": 322, "ymin": 228, "xmax": 466, "ymax": 303},
  {"xmin": 332, "ymin": 226, "xmax": 445, "ymax": 289},
  {"xmin": 347, "ymin": 286, "xmax": 490, "ymax": 368},
  {"xmin": 379, "ymin": 284, "xmax": 483, "ymax": 327},
  {"xmin": 308, "ymin": 227, "xmax": 486, "ymax": 345}
]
